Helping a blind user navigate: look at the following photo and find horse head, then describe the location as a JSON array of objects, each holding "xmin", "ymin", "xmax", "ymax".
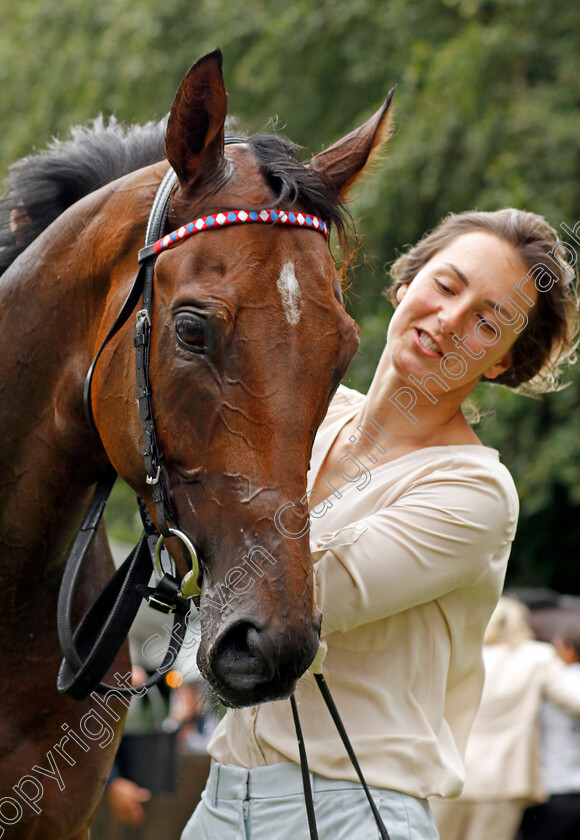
[{"xmin": 92, "ymin": 50, "xmax": 393, "ymax": 707}]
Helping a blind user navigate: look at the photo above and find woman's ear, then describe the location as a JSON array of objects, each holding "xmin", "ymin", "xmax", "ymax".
[
  {"xmin": 395, "ymin": 283, "xmax": 409, "ymax": 305},
  {"xmin": 482, "ymin": 351, "xmax": 512, "ymax": 380}
]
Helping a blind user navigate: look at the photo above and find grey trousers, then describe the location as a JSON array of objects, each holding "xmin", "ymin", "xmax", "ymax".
[{"xmin": 181, "ymin": 759, "xmax": 440, "ymax": 840}]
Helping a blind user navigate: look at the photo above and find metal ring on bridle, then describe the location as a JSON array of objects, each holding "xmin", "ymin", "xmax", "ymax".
[{"xmin": 154, "ymin": 528, "xmax": 201, "ymax": 599}]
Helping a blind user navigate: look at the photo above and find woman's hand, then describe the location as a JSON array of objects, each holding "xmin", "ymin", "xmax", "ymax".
[{"xmin": 106, "ymin": 777, "xmax": 151, "ymax": 826}]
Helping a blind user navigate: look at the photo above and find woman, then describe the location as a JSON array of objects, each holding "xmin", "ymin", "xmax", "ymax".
[
  {"xmin": 181, "ymin": 209, "xmax": 579, "ymax": 840},
  {"xmin": 431, "ymin": 597, "xmax": 580, "ymax": 840},
  {"xmin": 520, "ymin": 622, "xmax": 580, "ymax": 840}
]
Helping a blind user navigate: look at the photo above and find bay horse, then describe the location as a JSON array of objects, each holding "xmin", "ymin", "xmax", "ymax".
[{"xmin": 0, "ymin": 50, "xmax": 393, "ymax": 838}]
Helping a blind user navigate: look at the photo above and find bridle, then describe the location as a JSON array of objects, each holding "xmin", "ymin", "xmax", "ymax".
[
  {"xmin": 83, "ymin": 163, "xmax": 330, "ymax": 541},
  {"xmin": 76, "ymin": 161, "xmax": 332, "ymax": 607},
  {"xmin": 57, "ymin": 153, "xmax": 390, "ymax": 840},
  {"xmin": 57, "ymin": 150, "xmax": 331, "ymax": 698}
]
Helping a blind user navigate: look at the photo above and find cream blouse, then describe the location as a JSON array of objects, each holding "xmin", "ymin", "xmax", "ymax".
[{"xmin": 207, "ymin": 386, "xmax": 519, "ymax": 798}]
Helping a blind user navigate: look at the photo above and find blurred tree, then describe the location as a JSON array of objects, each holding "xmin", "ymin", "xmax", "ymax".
[{"xmin": 1, "ymin": 0, "xmax": 579, "ymax": 588}]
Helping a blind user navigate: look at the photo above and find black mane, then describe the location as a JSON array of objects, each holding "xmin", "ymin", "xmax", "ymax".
[
  {"xmin": 245, "ymin": 132, "xmax": 345, "ymax": 239},
  {"xmin": 0, "ymin": 116, "xmax": 167, "ymax": 275},
  {"xmin": 0, "ymin": 117, "xmax": 347, "ymax": 277}
]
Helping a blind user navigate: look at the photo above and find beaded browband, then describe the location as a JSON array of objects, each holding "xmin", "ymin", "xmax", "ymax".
[{"xmin": 138, "ymin": 208, "xmax": 330, "ymax": 262}]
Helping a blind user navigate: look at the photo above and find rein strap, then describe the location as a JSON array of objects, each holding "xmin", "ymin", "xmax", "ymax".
[{"xmin": 291, "ymin": 675, "xmax": 392, "ymax": 840}]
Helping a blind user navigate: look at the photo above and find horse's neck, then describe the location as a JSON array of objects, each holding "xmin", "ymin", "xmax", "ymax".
[{"xmin": 0, "ymin": 172, "xmax": 153, "ymax": 592}]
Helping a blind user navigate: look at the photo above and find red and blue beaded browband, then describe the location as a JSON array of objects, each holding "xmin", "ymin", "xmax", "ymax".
[{"xmin": 138, "ymin": 208, "xmax": 330, "ymax": 262}]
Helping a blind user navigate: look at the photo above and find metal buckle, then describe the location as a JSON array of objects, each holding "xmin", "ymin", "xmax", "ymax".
[
  {"xmin": 136, "ymin": 308, "xmax": 151, "ymax": 326},
  {"xmin": 154, "ymin": 528, "xmax": 200, "ymax": 599},
  {"xmin": 146, "ymin": 466, "xmax": 161, "ymax": 485},
  {"xmin": 146, "ymin": 593, "xmax": 176, "ymax": 614}
]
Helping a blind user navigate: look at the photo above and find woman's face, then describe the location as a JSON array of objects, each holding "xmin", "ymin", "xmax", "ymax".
[{"xmin": 387, "ymin": 230, "xmax": 537, "ymax": 396}]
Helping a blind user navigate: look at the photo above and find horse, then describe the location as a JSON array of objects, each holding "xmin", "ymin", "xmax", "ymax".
[{"xmin": 0, "ymin": 49, "xmax": 393, "ymax": 838}]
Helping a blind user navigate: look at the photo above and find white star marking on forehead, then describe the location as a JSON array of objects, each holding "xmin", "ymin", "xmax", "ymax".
[{"xmin": 277, "ymin": 262, "xmax": 302, "ymax": 325}]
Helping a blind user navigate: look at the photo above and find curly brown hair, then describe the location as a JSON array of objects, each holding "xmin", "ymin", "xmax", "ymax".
[{"xmin": 387, "ymin": 209, "xmax": 580, "ymax": 394}]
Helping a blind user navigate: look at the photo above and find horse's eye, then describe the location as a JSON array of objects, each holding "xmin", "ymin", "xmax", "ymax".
[{"xmin": 175, "ymin": 314, "xmax": 207, "ymax": 353}]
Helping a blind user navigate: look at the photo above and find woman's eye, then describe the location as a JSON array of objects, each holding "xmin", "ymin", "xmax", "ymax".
[
  {"xmin": 435, "ymin": 279, "xmax": 453, "ymax": 294},
  {"xmin": 175, "ymin": 314, "xmax": 207, "ymax": 352},
  {"xmin": 477, "ymin": 316, "xmax": 496, "ymax": 334}
]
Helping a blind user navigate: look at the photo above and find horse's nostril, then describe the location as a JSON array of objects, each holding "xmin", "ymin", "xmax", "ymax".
[
  {"xmin": 223, "ymin": 622, "xmax": 261, "ymax": 661},
  {"xmin": 203, "ymin": 617, "xmax": 321, "ymax": 706},
  {"xmin": 211, "ymin": 622, "xmax": 275, "ymax": 690}
]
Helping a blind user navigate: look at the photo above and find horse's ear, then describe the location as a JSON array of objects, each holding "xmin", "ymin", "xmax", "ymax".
[
  {"xmin": 310, "ymin": 88, "xmax": 396, "ymax": 197},
  {"xmin": 165, "ymin": 49, "xmax": 228, "ymax": 191}
]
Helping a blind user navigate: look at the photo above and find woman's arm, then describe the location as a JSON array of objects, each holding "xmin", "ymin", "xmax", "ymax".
[{"xmin": 312, "ymin": 466, "xmax": 518, "ymax": 637}]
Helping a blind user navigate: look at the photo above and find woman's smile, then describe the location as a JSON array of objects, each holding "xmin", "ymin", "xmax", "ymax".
[{"xmin": 414, "ymin": 328, "xmax": 443, "ymax": 357}]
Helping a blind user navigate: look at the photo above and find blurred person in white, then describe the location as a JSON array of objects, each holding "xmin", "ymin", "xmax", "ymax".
[
  {"xmin": 430, "ymin": 596, "xmax": 580, "ymax": 840},
  {"xmin": 518, "ymin": 621, "xmax": 580, "ymax": 839}
]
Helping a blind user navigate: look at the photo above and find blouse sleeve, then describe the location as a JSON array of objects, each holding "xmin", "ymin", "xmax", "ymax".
[{"xmin": 311, "ymin": 461, "xmax": 518, "ymax": 638}]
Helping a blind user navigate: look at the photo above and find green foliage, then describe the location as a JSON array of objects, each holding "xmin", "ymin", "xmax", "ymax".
[
  {"xmin": 104, "ymin": 480, "xmax": 143, "ymax": 545},
  {"xmin": 2, "ymin": 0, "xmax": 580, "ymax": 589}
]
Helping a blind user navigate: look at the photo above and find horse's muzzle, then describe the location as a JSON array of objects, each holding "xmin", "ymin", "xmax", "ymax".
[{"xmin": 200, "ymin": 615, "xmax": 321, "ymax": 707}]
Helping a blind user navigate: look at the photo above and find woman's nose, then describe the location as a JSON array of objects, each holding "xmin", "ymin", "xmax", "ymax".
[{"xmin": 438, "ymin": 303, "xmax": 465, "ymax": 335}]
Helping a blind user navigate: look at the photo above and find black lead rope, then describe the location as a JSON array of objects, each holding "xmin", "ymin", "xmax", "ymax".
[
  {"xmin": 290, "ymin": 695, "xmax": 320, "ymax": 840},
  {"xmin": 291, "ymin": 674, "xmax": 391, "ymax": 840}
]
